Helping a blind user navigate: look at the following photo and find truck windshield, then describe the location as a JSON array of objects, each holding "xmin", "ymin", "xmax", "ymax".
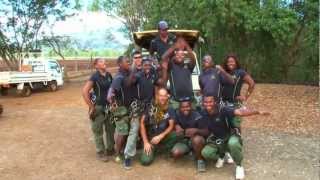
[
  {"xmin": 49, "ymin": 61, "xmax": 60, "ymax": 72},
  {"xmin": 183, "ymin": 52, "xmax": 199, "ymax": 75}
]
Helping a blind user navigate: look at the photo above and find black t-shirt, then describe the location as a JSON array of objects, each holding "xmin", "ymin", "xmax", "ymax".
[
  {"xmin": 143, "ymin": 105, "xmax": 175, "ymax": 137},
  {"xmin": 199, "ymin": 68, "xmax": 229, "ymax": 99},
  {"xmin": 111, "ymin": 70, "xmax": 137, "ymax": 107},
  {"xmin": 221, "ymin": 69, "xmax": 247, "ymax": 102},
  {"xmin": 173, "ymin": 110, "xmax": 207, "ymax": 129},
  {"xmin": 89, "ymin": 71, "xmax": 112, "ymax": 106},
  {"xmin": 169, "ymin": 62, "xmax": 195, "ymax": 101},
  {"xmin": 136, "ymin": 69, "xmax": 159, "ymax": 103},
  {"xmin": 150, "ymin": 34, "xmax": 176, "ymax": 62},
  {"xmin": 201, "ymin": 106, "xmax": 235, "ymax": 139}
]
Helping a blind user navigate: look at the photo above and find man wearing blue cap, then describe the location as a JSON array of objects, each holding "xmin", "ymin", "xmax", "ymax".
[{"xmin": 149, "ymin": 20, "xmax": 176, "ymax": 63}]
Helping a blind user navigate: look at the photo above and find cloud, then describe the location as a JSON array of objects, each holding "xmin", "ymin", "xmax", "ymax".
[
  {"xmin": 53, "ymin": 11, "xmax": 122, "ymax": 34},
  {"xmin": 47, "ymin": 11, "xmax": 130, "ymax": 46}
]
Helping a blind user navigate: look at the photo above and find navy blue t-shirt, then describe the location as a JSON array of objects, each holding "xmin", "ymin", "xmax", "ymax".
[
  {"xmin": 173, "ymin": 110, "xmax": 207, "ymax": 129},
  {"xmin": 144, "ymin": 105, "xmax": 175, "ymax": 137},
  {"xmin": 136, "ymin": 69, "xmax": 159, "ymax": 103},
  {"xmin": 89, "ymin": 71, "xmax": 112, "ymax": 106},
  {"xmin": 201, "ymin": 106, "xmax": 235, "ymax": 139},
  {"xmin": 199, "ymin": 68, "xmax": 230, "ymax": 99},
  {"xmin": 169, "ymin": 62, "xmax": 195, "ymax": 101},
  {"xmin": 150, "ymin": 34, "xmax": 176, "ymax": 62},
  {"xmin": 221, "ymin": 69, "xmax": 247, "ymax": 102},
  {"xmin": 111, "ymin": 70, "xmax": 137, "ymax": 107}
]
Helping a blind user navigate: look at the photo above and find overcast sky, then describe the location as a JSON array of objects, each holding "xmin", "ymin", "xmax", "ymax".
[{"xmin": 49, "ymin": 11, "xmax": 130, "ymax": 46}]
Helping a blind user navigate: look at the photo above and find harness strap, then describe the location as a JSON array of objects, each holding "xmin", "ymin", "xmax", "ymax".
[
  {"xmin": 232, "ymin": 76, "xmax": 241, "ymax": 101},
  {"xmin": 170, "ymin": 71, "xmax": 177, "ymax": 99}
]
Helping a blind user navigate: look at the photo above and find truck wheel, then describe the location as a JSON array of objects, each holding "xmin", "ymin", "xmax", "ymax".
[
  {"xmin": 17, "ymin": 86, "xmax": 32, "ymax": 97},
  {"xmin": 48, "ymin": 81, "xmax": 58, "ymax": 92},
  {"xmin": 0, "ymin": 88, "xmax": 9, "ymax": 96}
]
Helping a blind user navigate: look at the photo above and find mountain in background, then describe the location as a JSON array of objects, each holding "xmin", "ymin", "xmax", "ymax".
[
  {"xmin": 71, "ymin": 27, "xmax": 127, "ymax": 51},
  {"xmin": 46, "ymin": 11, "xmax": 129, "ymax": 54}
]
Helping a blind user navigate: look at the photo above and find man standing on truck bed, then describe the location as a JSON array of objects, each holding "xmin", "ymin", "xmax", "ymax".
[
  {"xmin": 82, "ymin": 58, "xmax": 115, "ymax": 162},
  {"xmin": 149, "ymin": 20, "xmax": 176, "ymax": 63},
  {"xmin": 161, "ymin": 37, "xmax": 197, "ymax": 109}
]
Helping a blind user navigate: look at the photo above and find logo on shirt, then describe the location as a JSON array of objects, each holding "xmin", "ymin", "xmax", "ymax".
[
  {"xmin": 215, "ymin": 118, "xmax": 221, "ymax": 122},
  {"xmin": 151, "ymin": 75, "xmax": 156, "ymax": 83},
  {"xmin": 211, "ymin": 75, "xmax": 216, "ymax": 80},
  {"xmin": 232, "ymin": 75, "xmax": 236, "ymax": 79},
  {"xmin": 163, "ymin": 112, "xmax": 170, "ymax": 119}
]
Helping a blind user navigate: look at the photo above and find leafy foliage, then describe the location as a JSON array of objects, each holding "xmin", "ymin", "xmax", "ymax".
[
  {"xmin": 0, "ymin": 0, "xmax": 72, "ymax": 70},
  {"xmin": 99, "ymin": 0, "xmax": 319, "ymax": 84}
]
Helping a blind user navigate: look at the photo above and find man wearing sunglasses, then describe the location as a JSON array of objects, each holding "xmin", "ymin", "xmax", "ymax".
[{"xmin": 132, "ymin": 50, "xmax": 143, "ymax": 72}]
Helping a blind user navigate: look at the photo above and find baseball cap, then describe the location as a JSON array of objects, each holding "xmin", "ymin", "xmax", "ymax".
[
  {"xmin": 158, "ymin": 20, "xmax": 169, "ymax": 30},
  {"xmin": 142, "ymin": 56, "xmax": 152, "ymax": 64}
]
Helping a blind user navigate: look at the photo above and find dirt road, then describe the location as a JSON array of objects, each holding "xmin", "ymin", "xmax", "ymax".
[{"xmin": 0, "ymin": 83, "xmax": 319, "ymax": 180}]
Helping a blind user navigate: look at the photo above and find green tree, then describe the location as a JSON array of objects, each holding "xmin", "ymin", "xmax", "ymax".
[
  {"xmin": 96, "ymin": 0, "xmax": 318, "ymax": 84},
  {"xmin": 0, "ymin": 0, "xmax": 72, "ymax": 70}
]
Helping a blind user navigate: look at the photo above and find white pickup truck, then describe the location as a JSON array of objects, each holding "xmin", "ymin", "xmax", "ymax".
[{"xmin": 0, "ymin": 58, "xmax": 64, "ymax": 97}]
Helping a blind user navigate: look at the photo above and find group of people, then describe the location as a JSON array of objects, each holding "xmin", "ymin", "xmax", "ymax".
[{"xmin": 82, "ymin": 20, "xmax": 269, "ymax": 180}]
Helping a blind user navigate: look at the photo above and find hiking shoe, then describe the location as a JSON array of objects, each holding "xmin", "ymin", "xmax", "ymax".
[
  {"xmin": 123, "ymin": 158, "xmax": 132, "ymax": 170},
  {"xmin": 215, "ymin": 158, "xmax": 224, "ymax": 168},
  {"xmin": 224, "ymin": 152, "xmax": 234, "ymax": 164},
  {"xmin": 197, "ymin": 160, "xmax": 206, "ymax": 172},
  {"xmin": 114, "ymin": 155, "xmax": 122, "ymax": 163},
  {"xmin": 236, "ymin": 166, "xmax": 245, "ymax": 179},
  {"xmin": 96, "ymin": 151, "xmax": 108, "ymax": 162}
]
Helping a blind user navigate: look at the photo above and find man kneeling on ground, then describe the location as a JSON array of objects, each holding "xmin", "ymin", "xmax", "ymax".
[
  {"xmin": 200, "ymin": 96, "xmax": 269, "ymax": 179},
  {"xmin": 171, "ymin": 98, "xmax": 208, "ymax": 172},
  {"xmin": 139, "ymin": 87, "xmax": 177, "ymax": 166}
]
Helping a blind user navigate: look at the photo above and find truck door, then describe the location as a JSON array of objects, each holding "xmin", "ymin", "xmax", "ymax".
[{"xmin": 49, "ymin": 61, "xmax": 64, "ymax": 86}]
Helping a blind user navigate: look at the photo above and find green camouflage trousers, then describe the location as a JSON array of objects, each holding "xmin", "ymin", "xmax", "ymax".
[
  {"xmin": 201, "ymin": 135, "xmax": 243, "ymax": 165},
  {"xmin": 112, "ymin": 104, "xmax": 141, "ymax": 159},
  {"xmin": 90, "ymin": 105, "xmax": 115, "ymax": 153},
  {"xmin": 140, "ymin": 132, "xmax": 177, "ymax": 166},
  {"xmin": 224, "ymin": 101, "xmax": 242, "ymax": 128},
  {"xmin": 124, "ymin": 116, "xmax": 140, "ymax": 159}
]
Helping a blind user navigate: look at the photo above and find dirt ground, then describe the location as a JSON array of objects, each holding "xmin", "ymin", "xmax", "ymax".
[{"xmin": 0, "ymin": 82, "xmax": 319, "ymax": 180}]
